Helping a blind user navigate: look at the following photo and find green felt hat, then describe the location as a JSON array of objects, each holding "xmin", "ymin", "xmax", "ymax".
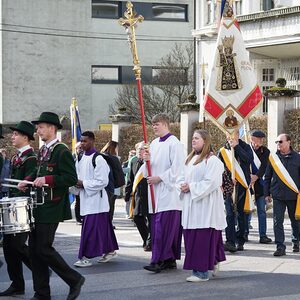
[
  {"xmin": 32, "ymin": 112, "xmax": 63, "ymax": 129},
  {"xmin": 10, "ymin": 121, "xmax": 35, "ymax": 140}
]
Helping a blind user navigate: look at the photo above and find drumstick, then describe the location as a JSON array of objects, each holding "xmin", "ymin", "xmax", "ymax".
[
  {"xmin": 4, "ymin": 178, "xmax": 49, "ymax": 187},
  {"xmin": 1, "ymin": 183, "xmax": 20, "ymax": 189}
]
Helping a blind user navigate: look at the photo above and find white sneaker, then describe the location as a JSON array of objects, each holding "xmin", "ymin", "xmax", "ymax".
[
  {"xmin": 186, "ymin": 275, "xmax": 209, "ymax": 282},
  {"xmin": 212, "ymin": 263, "xmax": 220, "ymax": 277},
  {"xmin": 74, "ymin": 258, "xmax": 92, "ymax": 267},
  {"xmin": 97, "ymin": 251, "xmax": 117, "ymax": 263}
]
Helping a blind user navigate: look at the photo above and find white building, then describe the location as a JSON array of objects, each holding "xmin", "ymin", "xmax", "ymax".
[
  {"xmin": 193, "ymin": 0, "xmax": 300, "ymax": 119},
  {"xmin": 0, "ymin": 0, "xmax": 193, "ymax": 129}
]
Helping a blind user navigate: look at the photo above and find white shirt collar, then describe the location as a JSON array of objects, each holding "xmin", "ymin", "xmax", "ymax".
[
  {"xmin": 18, "ymin": 144, "xmax": 31, "ymax": 155},
  {"xmin": 45, "ymin": 138, "xmax": 59, "ymax": 149}
]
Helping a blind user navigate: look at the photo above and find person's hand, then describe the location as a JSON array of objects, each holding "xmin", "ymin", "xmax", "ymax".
[
  {"xmin": 33, "ymin": 177, "xmax": 46, "ymax": 187},
  {"xmin": 180, "ymin": 183, "xmax": 190, "ymax": 193},
  {"xmin": 18, "ymin": 181, "xmax": 28, "ymax": 192},
  {"xmin": 265, "ymin": 196, "xmax": 272, "ymax": 203},
  {"xmin": 251, "ymin": 174, "xmax": 258, "ymax": 185},
  {"xmin": 147, "ymin": 176, "xmax": 161, "ymax": 185},
  {"xmin": 76, "ymin": 180, "xmax": 84, "ymax": 189}
]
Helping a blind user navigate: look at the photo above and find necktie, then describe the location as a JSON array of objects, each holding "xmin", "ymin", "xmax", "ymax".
[{"xmin": 41, "ymin": 146, "xmax": 49, "ymax": 158}]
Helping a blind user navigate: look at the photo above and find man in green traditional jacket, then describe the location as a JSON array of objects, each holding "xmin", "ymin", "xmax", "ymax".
[
  {"xmin": 30, "ymin": 112, "xmax": 84, "ymax": 300},
  {"xmin": 0, "ymin": 121, "xmax": 36, "ymax": 297}
]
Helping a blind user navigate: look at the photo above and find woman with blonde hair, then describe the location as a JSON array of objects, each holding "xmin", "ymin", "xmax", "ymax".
[{"xmin": 179, "ymin": 129, "xmax": 226, "ymax": 282}]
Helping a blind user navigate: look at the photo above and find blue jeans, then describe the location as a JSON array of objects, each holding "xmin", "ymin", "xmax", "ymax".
[{"xmin": 256, "ymin": 196, "xmax": 267, "ymax": 237}]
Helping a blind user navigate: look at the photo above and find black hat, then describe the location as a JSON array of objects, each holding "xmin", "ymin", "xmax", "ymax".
[
  {"xmin": 32, "ymin": 112, "xmax": 63, "ymax": 129},
  {"xmin": 9, "ymin": 121, "xmax": 35, "ymax": 140},
  {"xmin": 250, "ymin": 130, "xmax": 266, "ymax": 138},
  {"xmin": 0, "ymin": 124, "xmax": 4, "ymax": 139}
]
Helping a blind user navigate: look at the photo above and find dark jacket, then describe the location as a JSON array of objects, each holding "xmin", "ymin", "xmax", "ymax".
[
  {"xmin": 34, "ymin": 142, "xmax": 77, "ymax": 223},
  {"xmin": 124, "ymin": 159, "xmax": 148, "ymax": 216},
  {"xmin": 264, "ymin": 150, "xmax": 300, "ymax": 201},
  {"xmin": 223, "ymin": 139, "xmax": 253, "ymax": 185},
  {"xmin": 251, "ymin": 145, "xmax": 270, "ymax": 198},
  {"xmin": 10, "ymin": 148, "xmax": 36, "ymax": 197}
]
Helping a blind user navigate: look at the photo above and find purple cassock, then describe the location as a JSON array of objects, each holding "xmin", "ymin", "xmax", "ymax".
[
  {"xmin": 151, "ymin": 210, "xmax": 182, "ymax": 264},
  {"xmin": 78, "ymin": 212, "xmax": 119, "ymax": 259},
  {"xmin": 183, "ymin": 228, "xmax": 226, "ymax": 272}
]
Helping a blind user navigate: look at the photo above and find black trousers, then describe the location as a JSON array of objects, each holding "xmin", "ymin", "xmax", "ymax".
[
  {"xmin": 3, "ymin": 232, "xmax": 31, "ymax": 290},
  {"xmin": 133, "ymin": 215, "xmax": 151, "ymax": 247},
  {"xmin": 107, "ymin": 191, "xmax": 117, "ymax": 221},
  {"xmin": 74, "ymin": 195, "xmax": 82, "ymax": 223},
  {"xmin": 29, "ymin": 223, "xmax": 82, "ymax": 299}
]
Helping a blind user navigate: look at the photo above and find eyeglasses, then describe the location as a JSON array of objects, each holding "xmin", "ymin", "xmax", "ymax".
[{"xmin": 275, "ymin": 140, "xmax": 284, "ymax": 144}]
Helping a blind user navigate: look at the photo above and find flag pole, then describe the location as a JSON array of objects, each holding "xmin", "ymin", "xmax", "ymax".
[{"xmin": 119, "ymin": 2, "xmax": 155, "ymax": 213}]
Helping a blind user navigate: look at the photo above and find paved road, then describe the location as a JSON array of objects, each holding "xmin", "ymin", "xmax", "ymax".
[{"xmin": 1, "ymin": 199, "xmax": 300, "ymax": 299}]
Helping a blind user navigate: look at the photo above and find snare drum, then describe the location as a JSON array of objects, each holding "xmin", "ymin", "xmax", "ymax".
[{"xmin": 0, "ymin": 197, "xmax": 34, "ymax": 234}]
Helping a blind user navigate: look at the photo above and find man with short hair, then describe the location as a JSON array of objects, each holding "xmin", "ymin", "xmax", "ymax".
[
  {"xmin": 30, "ymin": 112, "xmax": 84, "ymax": 300},
  {"xmin": 249, "ymin": 130, "xmax": 272, "ymax": 244},
  {"xmin": 143, "ymin": 113, "xmax": 185, "ymax": 273},
  {"xmin": 0, "ymin": 121, "xmax": 36, "ymax": 297},
  {"xmin": 73, "ymin": 131, "xmax": 118, "ymax": 267},
  {"xmin": 264, "ymin": 133, "xmax": 300, "ymax": 256}
]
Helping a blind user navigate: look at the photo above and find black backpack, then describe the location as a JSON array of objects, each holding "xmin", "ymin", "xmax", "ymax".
[{"xmin": 81, "ymin": 152, "xmax": 125, "ymax": 190}]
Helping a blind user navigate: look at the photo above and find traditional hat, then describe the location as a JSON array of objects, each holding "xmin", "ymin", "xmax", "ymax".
[
  {"xmin": 9, "ymin": 121, "xmax": 35, "ymax": 140},
  {"xmin": 250, "ymin": 129, "xmax": 266, "ymax": 138},
  {"xmin": 32, "ymin": 112, "xmax": 63, "ymax": 129},
  {"xmin": 0, "ymin": 124, "xmax": 4, "ymax": 139}
]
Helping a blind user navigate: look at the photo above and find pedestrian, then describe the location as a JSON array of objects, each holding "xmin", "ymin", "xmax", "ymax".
[
  {"xmin": 219, "ymin": 129, "xmax": 253, "ymax": 252},
  {"xmin": 143, "ymin": 113, "xmax": 185, "ymax": 273},
  {"xmin": 125, "ymin": 141, "xmax": 151, "ymax": 251},
  {"xmin": 0, "ymin": 121, "xmax": 36, "ymax": 297},
  {"xmin": 264, "ymin": 133, "xmax": 300, "ymax": 256},
  {"xmin": 73, "ymin": 131, "xmax": 118, "ymax": 267},
  {"xmin": 248, "ymin": 130, "xmax": 272, "ymax": 244},
  {"xmin": 179, "ymin": 129, "xmax": 226, "ymax": 282},
  {"xmin": 101, "ymin": 140, "xmax": 122, "ymax": 222},
  {"xmin": 30, "ymin": 112, "xmax": 84, "ymax": 300}
]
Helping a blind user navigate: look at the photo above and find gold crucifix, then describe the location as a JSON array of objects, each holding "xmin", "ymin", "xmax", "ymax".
[{"xmin": 119, "ymin": 2, "xmax": 144, "ymax": 80}]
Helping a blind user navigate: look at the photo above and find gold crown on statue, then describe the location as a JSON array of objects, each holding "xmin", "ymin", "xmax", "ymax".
[{"xmin": 222, "ymin": 35, "xmax": 235, "ymax": 48}]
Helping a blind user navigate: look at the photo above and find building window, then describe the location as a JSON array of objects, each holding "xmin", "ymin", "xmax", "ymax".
[
  {"xmin": 91, "ymin": 66, "xmax": 119, "ymax": 83},
  {"xmin": 152, "ymin": 67, "xmax": 188, "ymax": 85},
  {"xmin": 92, "ymin": 1, "xmax": 120, "ymax": 19},
  {"xmin": 262, "ymin": 0, "xmax": 274, "ymax": 11},
  {"xmin": 234, "ymin": 0, "xmax": 242, "ymax": 16},
  {"xmin": 290, "ymin": 67, "xmax": 300, "ymax": 81},
  {"xmin": 262, "ymin": 68, "xmax": 274, "ymax": 82},
  {"xmin": 152, "ymin": 4, "xmax": 187, "ymax": 21}
]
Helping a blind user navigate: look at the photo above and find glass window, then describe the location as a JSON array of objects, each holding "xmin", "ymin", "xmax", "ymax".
[
  {"xmin": 152, "ymin": 4, "xmax": 187, "ymax": 21},
  {"xmin": 262, "ymin": 0, "xmax": 274, "ymax": 11},
  {"xmin": 91, "ymin": 66, "xmax": 119, "ymax": 83},
  {"xmin": 152, "ymin": 67, "xmax": 188, "ymax": 85},
  {"xmin": 262, "ymin": 68, "xmax": 274, "ymax": 82},
  {"xmin": 92, "ymin": 1, "xmax": 120, "ymax": 19},
  {"xmin": 290, "ymin": 67, "xmax": 300, "ymax": 81}
]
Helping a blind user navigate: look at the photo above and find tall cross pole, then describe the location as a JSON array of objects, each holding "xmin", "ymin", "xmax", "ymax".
[{"xmin": 119, "ymin": 1, "xmax": 155, "ymax": 213}]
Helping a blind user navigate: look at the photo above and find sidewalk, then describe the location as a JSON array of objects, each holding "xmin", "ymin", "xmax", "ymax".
[{"xmin": 1, "ymin": 199, "xmax": 300, "ymax": 299}]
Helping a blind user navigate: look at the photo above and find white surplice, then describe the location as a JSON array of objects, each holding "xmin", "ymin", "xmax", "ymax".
[
  {"xmin": 76, "ymin": 153, "xmax": 110, "ymax": 216},
  {"xmin": 179, "ymin": 155, "xmax": 227, "ymax": 230},
  {"xmin": 147, "ymin": 135, "xmax": 185, "ymax": 213}
]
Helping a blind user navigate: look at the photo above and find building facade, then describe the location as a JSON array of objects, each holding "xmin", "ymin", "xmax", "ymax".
[
  {"xmin": 193, "ymin": 0, "xmax": 300, "ymax": 119},
  {"xmin": 0, "ymin": 0, "xmax": 193, "ymax": 129}
]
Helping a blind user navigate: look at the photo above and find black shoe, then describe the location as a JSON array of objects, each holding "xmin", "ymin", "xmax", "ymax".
[
  {"xmin": 273, "ymin": 248, "xmax": 286, "ymax": 257},
  {"xmin": 224, "ymin": 243, "xmax": 237, "ymax": 253},
  {"xmin": 0, "ymin": 286, "xmax": 25, "ymax": 297},
  {"xmin": 237, "ymin": 244, "xmax": 244, "ymax": 251},
  {"xmin": 67, "ymin": 276, "xmax": 85, "ymax": 300},
  {"xmin": 259, "ymin": 236, "xmax": 272, "ymax": 244},
  {"xmin": 143, "ymin": 245, "xmax": 152, "ymax": 252},
  {"xmin": 293, "ymin": 244, "xmax": 299, "ymax": 253},
  {"xmin": 143, "ymin": 263, "xmax": 161, "ymax": 273},
  {"xmin": 159, "ymin": 259, "xmax": 177, "ymax": 270}
]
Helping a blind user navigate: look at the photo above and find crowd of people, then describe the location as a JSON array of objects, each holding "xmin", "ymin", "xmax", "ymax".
[{"xmin": 0, "ymin": 111, "xmax": 299, "ymax": 298}]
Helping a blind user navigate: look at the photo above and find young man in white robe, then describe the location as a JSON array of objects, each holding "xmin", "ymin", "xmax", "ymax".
[
  {"xmin": 143, "ymin": 113, "xmax": 185, "ymax": 273},
  {"xmin": 73, "ymin": 131, "xmax": 118, "ymax": 267}
]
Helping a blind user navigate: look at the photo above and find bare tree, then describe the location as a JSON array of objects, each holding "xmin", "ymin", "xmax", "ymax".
[{"xmin": 109, "ymin": 43, "xmax": 194, "ymax": 123}]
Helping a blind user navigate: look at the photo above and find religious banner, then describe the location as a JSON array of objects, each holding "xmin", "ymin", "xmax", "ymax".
[{"xmin": 204, "ymin": 1, "xmax": 263, "ymax": 133}]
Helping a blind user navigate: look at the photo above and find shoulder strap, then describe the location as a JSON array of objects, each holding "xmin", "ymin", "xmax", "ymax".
[{"xmin": 92, "ymin": 152, "xmax": 100, "ymax": 168}]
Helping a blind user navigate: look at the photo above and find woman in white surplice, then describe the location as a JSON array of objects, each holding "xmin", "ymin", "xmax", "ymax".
[{"xmin": 178, "ymin": 129, "xmax": 227, "ymax": 282}]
